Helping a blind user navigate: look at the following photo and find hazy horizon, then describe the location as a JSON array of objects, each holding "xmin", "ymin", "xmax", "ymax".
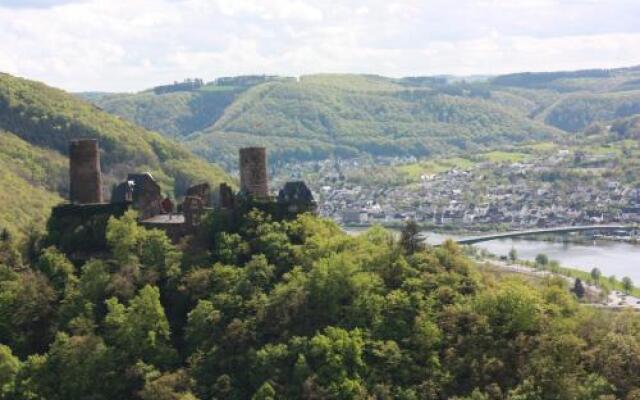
[{"xmin": 2, "ymin": 0, "xmax": 640, "ymax": 92}]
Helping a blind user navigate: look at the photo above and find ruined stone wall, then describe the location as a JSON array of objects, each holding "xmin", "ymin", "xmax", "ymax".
[
  {"xmin": 186, "ymin": 183, "xmax": 211, "ymax": 207},
  {"xmin": 219, "ymin": 183, "xmax": 235, "ymax": 209},
  {"xmin": 239, "ymin": 147, "xmax": 268, "ymax": 198},
  {"xmin": 128, "ymin": 173, "xmax": 163, "ymax": 220},
  {"xmin": 69, "ymin": 139, "xmax": 103, "ymax": 204},
  {"xmin": 48, "ymin": 202, "xmax": 129, "ymax": 259}
]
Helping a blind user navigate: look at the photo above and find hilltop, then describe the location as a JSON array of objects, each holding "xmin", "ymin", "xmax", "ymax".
[
  {"xmin": 84, "ymin": 66, "xmax": 640, "ymax": 168},
  {"xmin": 84, "ymin": 74, "xmax": 560, "ymax": 167},
  {"xmin": 2, "ymin": 203, "xmax": 640, "ymax": 399},
  {"xmin": 0, "ymin": 73, "xmax": 231, "ymax": 234}
]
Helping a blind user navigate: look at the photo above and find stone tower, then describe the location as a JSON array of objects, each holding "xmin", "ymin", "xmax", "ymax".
[
  {"xmin": 239, "ymin": 147, "xmax": 269, "ymax": 198},
  {"xmin": 69, "ymin": 139, "xmax": 103, "ymax": 204}
]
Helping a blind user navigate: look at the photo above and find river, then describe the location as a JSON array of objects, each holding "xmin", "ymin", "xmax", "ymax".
[{"xmin": 345, "ymin": 228, "xmax": 640, "ymax": 283}]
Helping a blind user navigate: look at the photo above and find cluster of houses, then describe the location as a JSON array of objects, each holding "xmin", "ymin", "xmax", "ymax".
[{"xmin": 277, "ymin": 151, "xmax": 640, "ymax": 230}]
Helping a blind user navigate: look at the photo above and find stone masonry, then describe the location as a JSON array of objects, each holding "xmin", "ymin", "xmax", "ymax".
[
  {"xmin": 69, "ymin": 139, "xmax": 102, "ymax": 204},
  {"xmin": 239, "ymin": 147, "xmax": 269, "ymax": 198}
]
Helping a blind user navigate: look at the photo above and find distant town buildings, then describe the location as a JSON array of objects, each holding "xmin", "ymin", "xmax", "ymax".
[{"xmin": 272, "ymin": 151, "xmax": 640, "ymax": 231}]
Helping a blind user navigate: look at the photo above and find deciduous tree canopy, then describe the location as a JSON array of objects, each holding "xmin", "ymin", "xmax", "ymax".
[{"xmin": 0, "ymin": 209, "xmax": 638, "ymax": 399}]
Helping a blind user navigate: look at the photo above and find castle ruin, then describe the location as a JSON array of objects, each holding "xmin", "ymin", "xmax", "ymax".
[{"xmin": 50, "ymin": 140, "xmax": 316, "ymax": 259}]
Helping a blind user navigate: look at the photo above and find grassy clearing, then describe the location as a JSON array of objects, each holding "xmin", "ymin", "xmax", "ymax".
[
  {"xmin": 479, "ymin": 151, "xmax": 531, "ymax": 163},
  {"xmin": 396, "ymin": 149, "xmax": 534, "ymax": 181},
  {"xmin": 396, "ymin": 157, "xmax": 476, "ymax": 179},
  {"xmin": 584, "ymin": 144, "xmax": 624, "ymax": 156},
  {"xmin": 522, "ymin": 141, "xmax": 558, "ymax": 153}
]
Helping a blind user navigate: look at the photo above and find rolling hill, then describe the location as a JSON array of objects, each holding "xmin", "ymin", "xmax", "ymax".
[
  {"xmin": 0, "ymin": 73, "xmax": 232, "ymax": 235},
  {"xmin": 85, "ymin": 66, "xmax": 640, "ymax": 169}
]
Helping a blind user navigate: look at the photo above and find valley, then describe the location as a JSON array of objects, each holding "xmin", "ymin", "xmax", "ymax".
[
  {"xmin": 79, "ymin": 67, "xmax": 640, "ymax": 237},
  {"xmin": 4, "ymin": 1, "xmax": 640, "ymax": 398}
]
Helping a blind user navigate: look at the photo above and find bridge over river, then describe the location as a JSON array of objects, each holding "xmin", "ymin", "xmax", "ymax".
[{"xmin": 455, "ymin": 225, "xmax": 636, "ymax": 245}]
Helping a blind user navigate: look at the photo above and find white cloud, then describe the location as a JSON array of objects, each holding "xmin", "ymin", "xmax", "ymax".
[{"xmin": 0, "ymin": 0, "xmax": 639, "ymax": 91}]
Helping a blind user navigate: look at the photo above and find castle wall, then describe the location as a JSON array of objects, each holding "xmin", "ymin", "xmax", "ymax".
[
  {"xmin": 239, "ymin": 147, "xmax": 269, "ymax": 198},
  {"xmin": 127, "ymin": 173, "xmax": 162, "ymax": 220},
  {"xmin": 186, "ymin": 183, "xmax": 211, "ymax": 207},
  {"xmin": 69, "ymin": 139, "xmax": 103, "ymax": 204}
]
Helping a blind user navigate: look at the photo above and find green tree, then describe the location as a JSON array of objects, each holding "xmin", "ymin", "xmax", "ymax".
[
  {"xmin": 399, "ymin": 219, "xmax": 424, "ymax": 255},
  {"xmin": 451, "ymin": 389, "xmax": 490, "ymax": 400},
  {"xmin": 590, "ymin": 268, "xmax": 602, "ymax": 285},
  {"xmin": 106, "ymin": 210, "xmax": 141, "ymax": 265},
  {"xmin": 0, "ymin": 235, "xmax": 21, "ymax": 269},
  {"xmin": 138, "ymin": 229, "xmax": 182, "ymax": 282},
  {"xmin": 549, "ymin": 260, "xmax": 561, "ymax": 274},
  {"xmin": 572, "ymin": 278, "xmax": 586, "ymax": 299},
  {"xmin": 105, "ymin": 285, "xmax": 176, "ymax": 367},
  {"xmin": 303, "ymin": 327, "xmax": 367, "ymax": 398},
  {"xmin": 593, "ymin": 333, "xmax": 640, "ymax": 396},
  {"xmin": 0, "ymin": 271, "xmax": 57, "ymax": 356},
  {"xmin": 139, "ymin": 369, "xmax": 198, "ymax": 400},
  {"xmin": 77, "ymin": 259, "xmax": 111, "ymax": 307},
  {"xmin": 0, "ymin": 344, "xmax": 19, "ymax": 399},
  {"xmin": 508, "ymin": 247, "xmax": 518, "ymax": 263},
  {"xmin": 622, "ymin": 277, "xmax": 634, "ymax": 294},
  {"xmin": 252, "ymin": 382, "xmax": 276, "ymax": 400},
  {"xmin": 213, "ymin": 232, "xmax": 249, "ymax": 265},
  {"xmin": 474, "ymin": 280, "xmax": 544, "ymax": 336},
  {"xmin": 185, "ymin": 300, "xmax": 221, "ymax": 354},
  {"xmin": 535, "ymin": 253, "xmax": 549, "ymax": 267},
  {"xmin": 15, "ymin": 333, "xmax": 121, "ymax": 400},
  {"xmin": 35, "ymin": 247, "xmax": 77, "ymax": 294}
]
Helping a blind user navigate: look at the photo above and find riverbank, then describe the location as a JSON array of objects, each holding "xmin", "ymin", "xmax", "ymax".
[
  {"xmin": 469, "ymin": 237, "xmax": 640, "ymax": 284},
  {"xmin": 344, "ymin": 225, "xmax": 640, "ymax": 284},
  {"xmin": 476, "ymin": 257, "xmax": 640, "ymax": 310},
  {"xmin": 474, "ymin": 248, "xmax": 640, "ymax": 298}
]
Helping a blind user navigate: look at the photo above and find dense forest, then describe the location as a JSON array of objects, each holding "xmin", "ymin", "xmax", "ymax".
[
  {"xmin": 0, "ymin": 208, "xmax": 639, "ymax": 400},
  {"xmin": 85, "ymin": 66, "xmax": 640, "ymax": 168},
  {"xmin": 0, "ymin": 73, "xmax": 231, "ymax": 235}
]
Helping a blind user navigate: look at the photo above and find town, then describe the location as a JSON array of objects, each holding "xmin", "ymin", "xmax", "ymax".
[{"xmin": 271, "ymin": 147, "xmax": 640, "ymax": 233}]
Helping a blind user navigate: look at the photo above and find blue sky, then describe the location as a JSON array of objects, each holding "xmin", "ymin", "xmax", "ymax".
[{"xmin": 1, "ymin": 0, "xmax": 640, "ymax": 92}]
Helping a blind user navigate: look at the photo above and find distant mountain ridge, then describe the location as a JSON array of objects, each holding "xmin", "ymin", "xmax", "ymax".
[{"xmin": 82, "ymin": 66, "xmax": 640, "ymax": 168}]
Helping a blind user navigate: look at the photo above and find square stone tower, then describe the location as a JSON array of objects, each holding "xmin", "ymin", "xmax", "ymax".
[
  {"xmin": 69, "ymin": 139, "xmax": 103, "ymax": 204},
  {"xmin": 239, "ymin": 147, "xmax": 269, "ymax": 198}
]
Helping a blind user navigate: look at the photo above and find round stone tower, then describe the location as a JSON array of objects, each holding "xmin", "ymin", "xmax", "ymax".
[
  {"xmin": 69, "ymin": 139, "xmax": 103, "ymax": 204},
  {"xmin": 239, "ymin": 147, "xmax": 269, "ymax": 198}
]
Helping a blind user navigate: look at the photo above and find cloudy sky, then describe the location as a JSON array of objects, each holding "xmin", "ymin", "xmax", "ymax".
[{"xmin": 1, "ymin": 0, "xmax": 640, "ymax": 92}]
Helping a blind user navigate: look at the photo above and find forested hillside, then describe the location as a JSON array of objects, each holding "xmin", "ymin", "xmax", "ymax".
[
  {"xmin": 1, "ymin": 209, "xmax": 639, "ymax": 399},
  {"xmin": 0, "ymin": 73, "xmax": 231, "ymax": 235},
  {"xmin": 540, "ymin": 90, "xmax": 640, "ymax": 132},
  {"xmin": 89, "ymin": 86, "xmax": 242, "ymax": 140},
  {"xmin": 188, "ymin": 75, "xmax": 561, "ymax": 166},
  {"xmin": 87, "ymin": 66, "xmax": 640, "ymax": 168},
  {"xmin": 0, "ymin": 132, "xmax": 65, "ymax": 233}
]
